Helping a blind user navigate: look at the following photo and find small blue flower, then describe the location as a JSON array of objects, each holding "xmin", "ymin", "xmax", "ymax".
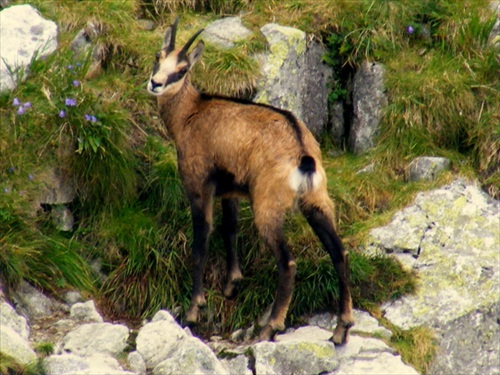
[
  {"xmin": 17, "ymin": 106, "xmax": 25, "ymax": 115},
  {"xmin": 68, "ymin": 65, "xmax": 74, "ymax": 70},
  {"xmin": 407, "ymin": 25, "xmax": 414, "ymax": 35},
  {"xmin": 13, "ymin": 97, "xmax": 20, "ymax": 106},
  {"xmin": 8, "ymin": 166, "xmax": 15, "ymax": 173},
  {"xmin": 4, "ymin": 187, "xmax": 10, "ymax": 194},
  {"xmin": 59, "ymin": 110, "xmax": 66, "ymax": 118},
  {"xmin": 76, "ymin": 62, "xmax": 82, "ymax": 67},
  {"xmin": 28, "ymin": 174, "xmax": 34, "ymax": 181},
  {"xmin": 84, "ymin": 114, "xmax": 91, "ymax": 121},
  {"xmin": 73, "ymin": 80, "xmax": 80, "ymax": 87},
  {"xmin": 23, "ymin": 102, "xmax": 32, "ymax": 108},
  {"xmin": 90, "ymin": 115, "xmax": 97, "ymax": 123},
  {"xmin": 65, "ymin": 98, "xmax": 77, "ymax": 106}
]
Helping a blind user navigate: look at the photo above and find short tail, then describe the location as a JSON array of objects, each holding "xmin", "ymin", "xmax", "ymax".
[{"xmin": 288, "ymin": 155, "xmax": 322, "ymax": 193}]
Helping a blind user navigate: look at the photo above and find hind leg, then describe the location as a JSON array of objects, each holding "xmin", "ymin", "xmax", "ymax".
[
  {"xmin": 221, "ymin": 198, "xmax": 243, "ymax": 298},
  {"xmin": 300, "ymin": 190, "xmax": 354, "ymax": 345},
  {"xmin": 251, "ymin": 196, "xmax": 297, "ymax": 341}
]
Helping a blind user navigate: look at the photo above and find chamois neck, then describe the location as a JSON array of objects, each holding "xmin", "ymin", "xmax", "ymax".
[{"xmin": 157, "ymin": 79, "xmax": 200, "ymax": 141}]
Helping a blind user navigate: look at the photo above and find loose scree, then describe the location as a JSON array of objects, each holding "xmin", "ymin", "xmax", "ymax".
[{"xmin": 147, "ymin": 17, "xmax": 354, "ymax": 344}]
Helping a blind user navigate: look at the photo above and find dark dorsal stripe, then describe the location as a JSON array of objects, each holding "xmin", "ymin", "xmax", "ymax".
[{"xmin": 200, "ymin": 93, "xmax": 304, "ymax": 148}]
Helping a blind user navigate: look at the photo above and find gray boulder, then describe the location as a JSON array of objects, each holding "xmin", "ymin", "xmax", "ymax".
[
  {"xmin": 62, "ymin": 322, "xmax": 130, "ymax": 357},
  {"xmin": 135, "ymin": 310, "xmax": 188, "ymax": 369},
  {"xmin": 254, "ymin": 23, "xmax": 332, "ymax": 137},
  {"xmin": 70, "ymin": 300, "xmax": 103, "ymax": 323},
  {"xmin": 408, "ymin": 156, "xmax": 450, "ymax": 181},
  {"xmin": 332, "ymin": 336, "xmax": 418, "ymax": 375},
  {"xmin": 251, "ymin": 339, "xmax": 338, "ymax": 375},
  {"xmin": 0, "ymin": 324, "xmax": 37, "ymax": 365},
  {"xmin": 153, "ymin": 336, "xmax": 228, "ymax": 375},
  {"xmin": 366, "ymin": 179, "xmax": 499, "ymax": 374},
  {"xmin": 44, "ymin": 353, "xmax": 135, "ymax": 375},
  {"xmin": 0, "ymin": 300, "xmax": 30, "ymax": 340},
  {"xmin": 348, "ymin": 61, "xmax": 387, "ymax": 154},
  {"xmin": 0, "ymin": 4, "xmax": 58, "ymax": 92},
  {"xmin": 202, "ymin": 17, "xmax": 252, "ymax": 49},
  {"xmin": 11, "ymin": 280, "xmax": 64, "ymax": 320}
]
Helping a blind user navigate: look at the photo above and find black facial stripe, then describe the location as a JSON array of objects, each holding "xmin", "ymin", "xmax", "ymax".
[
  {"xmin": 165, "ymin": 67, "xmax": 189, "ymax": 86},
  {"xmin": 152, "ymin": 61, "xmax": 160, "ymax": 76}
]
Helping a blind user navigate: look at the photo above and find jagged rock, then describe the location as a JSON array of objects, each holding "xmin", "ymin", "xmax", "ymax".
[
  {"xmin": 331, "ymin": 336, "xmax": 418, "ymax": 375},
  {"xmin": 0, "ymin": 300, "xmax": 30, "ymax": 340},
  {"xmin": 0, "ymin": 4, "xmax": 58, "ymax": 92},
  {"xmin": 330, "ymin": 100, "xmax": 346, "ymax": 147},
  {"xmin": 128, "ymin": 351, "xmax": 147, "ymax": 374},
  {"xmin": 44, "ymin": 353, "xmax": 135, "ymax": 375},
  {"xmin": 408, "ymin": 156, "xmax": 450, "ymax": 181},
  {"xmin": 70, "ymin": 20, "xmax": 109, "ymax": 78},
  {"xmin": 11, "ymin": 280, "xmax": 63, "ymax": 320},
  {"xmin": 153, "ymin": 336, "xmax": 228, "ymax": 375},
  {"xmin": 251, "ymin": 339, "xmax": 338, "ymax": 375},
  {"xmin": 38, "ymin": 168, "xmax": 75, "ymax": 205},
  {"xmin": 135, "ymin": 310, "xmax": 188, "ymax": 369},
  {"xmin": 62, "ymin": 322, "xmax": 129, "ymax": 357},
  {"xmin": 348, "ymin": 61, "xmax": 387, "ymax": 154},
  {"xmin": 70, "ymin": 300, "xmax": 103, "ymax": 323},
  {"xmin": 64, "ymin": 291, "xmax": 83, "ymax": 306},
  {"xmin": 202, "ymin": 17, "xmax": 252, "ymax": 49},
  {"xmin": 254, "ymin": 23, "xmax": 332, "ymax": 137},
  {"xmin": 367, "ymin": 179, "xmax": 499, "ymax": 374},
  {"xmin": 308, "ymin": 310, "xmax": 392, "ymax": 340},
  {"xmin": 0, "ymin": 325, "xmax": 37, "ymax": 365},
  {"xmin": 429, "ymin": 301, "xmax": 500, "ymax": 375},
  {"xmin": 50, "ymin": 205, "xmax": 75, "ymax": 231}
]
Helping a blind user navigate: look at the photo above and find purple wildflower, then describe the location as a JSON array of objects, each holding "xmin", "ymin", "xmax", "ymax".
[
  {"xmin": 90, "ymin": 115, "xmax": 97, "ymax": 123},
  {"xmin": 84, "ymin": 114, "xmax": 91, "ymax": 121},
  {"xmin": 23, "ymin": 102, "xmax": 32, "ymax": 108},
  {"xmin": 407, "ymin": 25, "xmax": 414, "ymax": 35},
  {"xmin": 73, "ymin": 80, "xmax": 80, "ymax": 87},
  {"xmin": 65, "ymin": 98, "xmax": 77, "ymax": 106},
  {"xmin": 68, "ymin": 65, "xmax": 74, "ymax": 70},
  {"xmin": 59, "ymin": 110, "xmax": 66, "ymax": 118},
  {"xmin": 13, "ymin": 97, "xmax": 20, "ymax": 106},
  {"xmin": 4, "ymin": 187, "xmax": 10, "ymax": 194},
  {"xmin": 17, "ymin": 106, "xmax": 25, "ymax": 115},
  {"xmin": 28, "ymin": 174, "xmax": 34, "ymax": 181}
]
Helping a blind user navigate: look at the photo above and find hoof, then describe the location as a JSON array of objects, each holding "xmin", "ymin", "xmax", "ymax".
[
  {"xmin": 223, "ymin": 278, "xmax": 242, "ymax": 299},
  {"xmin": 258, "ymin": 325, "xmax": 277, "ymax": 342},
  {"xmin": 332, "ymin": 321, "xmax": 354, "ymax": 346}
]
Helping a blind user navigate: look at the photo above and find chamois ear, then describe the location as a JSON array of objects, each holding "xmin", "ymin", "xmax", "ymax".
[
  {"xmin": 189, "ymin": 41, "xmax": 204, "ymax": 66},
  {"xmin": 162, "ymin": 17, "xmax": 179, "ymax": 52}
]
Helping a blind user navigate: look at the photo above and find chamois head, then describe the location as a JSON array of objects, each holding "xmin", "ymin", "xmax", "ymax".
[{"xmin": 147, "ymin": 17, "xmax": 204, "ymax": 97}]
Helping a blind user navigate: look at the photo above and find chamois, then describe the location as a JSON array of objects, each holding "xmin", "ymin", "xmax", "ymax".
[{"xmin": 147, "ymin": 17, "xmax": 354, "ymax": 344}]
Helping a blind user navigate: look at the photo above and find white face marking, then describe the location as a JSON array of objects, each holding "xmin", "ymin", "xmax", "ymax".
[{"xmin": 147, "ymin": 52, "xmax": 188, "ymax": 96}]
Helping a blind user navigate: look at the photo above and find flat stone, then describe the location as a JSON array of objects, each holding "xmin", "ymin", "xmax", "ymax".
[
  {"xmin": 62, "ymin": 323, "xmax": 129, "ymax": 357},
  {"xmin": 202, "ymin": 17, "xmax": 252, "ymax": 49}
]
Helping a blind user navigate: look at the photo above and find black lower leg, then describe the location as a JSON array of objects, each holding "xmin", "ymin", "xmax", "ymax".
[
  {"xmin": 221, "ymin": 198, "xmax": 242, "ymax": 298},
  {"xmin": 185, "ymin": 205, "xmax": 211, "ymax": 324}
]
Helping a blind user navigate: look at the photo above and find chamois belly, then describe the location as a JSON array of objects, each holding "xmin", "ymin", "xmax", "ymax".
[{"xmin": 209, "ymin": 168, "xmax": 249, "ymax": 198}]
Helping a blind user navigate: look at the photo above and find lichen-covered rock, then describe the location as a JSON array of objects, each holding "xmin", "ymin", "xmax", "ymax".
[
  {"xmin": 0, "ymin": 300, "xmax": 30, "ymax": 340},
  {"xmin": 220, "ymin": 354, "xmax": 252, "ymax": 375},
  {"xmin": 348, "ymin": 61, "xmax": 387, "ymax": 155},
  {"xmin": 153, "ymin": 336, "xmax": 228, "ymax": 375},
  {"xmin": 11, "ymin": 280, "xmax": 63, "ymax": 320},
  {"xmin": 0, "ymin": 4, "xmax": 58, "ymax": 91},
  {"xmin": 332, "ymin": 335, "xmax": 418, "ymax": 375},
  {"xmin": 62, "ymin": 323, "xmax": 129, "ymax": 357},
  {"xmin": 0, "ymin": 324, "xmax": 37, "ymax": 365},
  {"xmin": 202, "ymin": 17, "xmax": 252, "ymax": 49},
  {"xmin": 308, "ymin": 310, "xmax": 392, "ymax": 340},
  {"xmin": 254, "ymin": 23, "xmax": 332, "ymax": 137},
  {"xmin": 252, "ymin": 340, "xmax": 338, "ymax": 375},
  {"xmin": 366, "ymin": 179, "xmax": 499, "ymax": 374},
  {"xmin": 408, "ymin": 156, "xmax": 450, "ymax": 181},
  {"xmin": 128, "ymin": 351, "xmax": 147, "ymax": 375}
]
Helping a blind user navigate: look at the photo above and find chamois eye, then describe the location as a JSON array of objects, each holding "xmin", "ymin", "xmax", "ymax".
[{"xmin": 155, "ymin": 52, "xmax": 161, "ymax": 61}]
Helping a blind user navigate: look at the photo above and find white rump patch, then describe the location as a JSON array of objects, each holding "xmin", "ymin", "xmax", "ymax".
[{"xmin": 288, "ymin": 167, "xmax": 322, "ymax": 194}]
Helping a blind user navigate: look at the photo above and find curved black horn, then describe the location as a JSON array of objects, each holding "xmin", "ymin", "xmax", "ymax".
[
  {"xmin": 180, "ymin": 28, "xmax": 205, "ymax": 57},
  {"xmin": 166, "ymin": 16, "xmax": 180, "ymax": 52}
]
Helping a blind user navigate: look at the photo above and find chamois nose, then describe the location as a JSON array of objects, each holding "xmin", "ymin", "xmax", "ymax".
[{"xmin": 150, "ymin": 79, "xmax": 162, "ymax": 90}]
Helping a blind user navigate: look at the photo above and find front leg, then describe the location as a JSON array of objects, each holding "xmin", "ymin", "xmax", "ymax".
[{"xmin": 185, "ymin": 194, "xmax": 214, "ymax": 325}]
